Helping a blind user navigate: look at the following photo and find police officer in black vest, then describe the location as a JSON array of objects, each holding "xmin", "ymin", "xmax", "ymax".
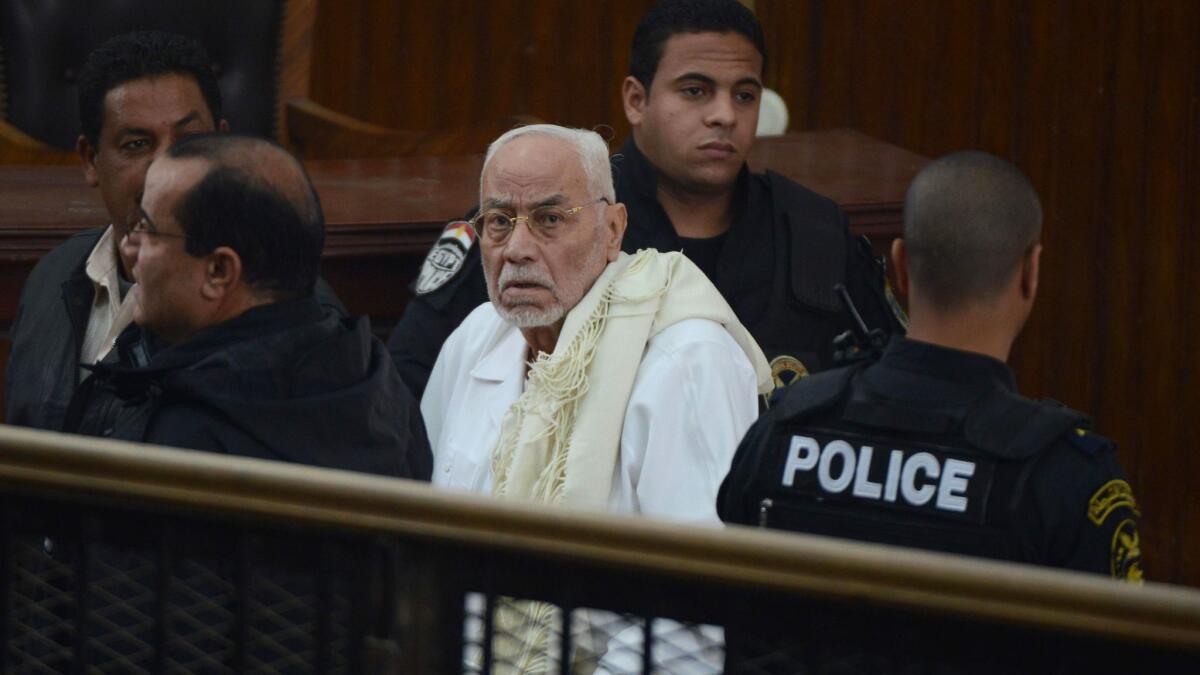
[
  {"xmin": 717, "ymin": 150, "xmax": 1143, "ymax": 673},
  {"xmin": 719, "ymin": 149, "xmax": 1142, "ymax": 576}
]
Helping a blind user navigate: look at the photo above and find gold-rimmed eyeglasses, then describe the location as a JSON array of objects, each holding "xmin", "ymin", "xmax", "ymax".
[
  {"xmin": 469, "ymin": 197, "xmax": 610, "ymax": 244},
  {"xmin": 124, "ymin": 206, "xmax": 190, "ymax": 243}
]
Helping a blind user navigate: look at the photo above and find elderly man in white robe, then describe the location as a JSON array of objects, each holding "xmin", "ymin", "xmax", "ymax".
[{"xmin": 421, "ymin": 124, "xmax": 771, "ymax": 672}]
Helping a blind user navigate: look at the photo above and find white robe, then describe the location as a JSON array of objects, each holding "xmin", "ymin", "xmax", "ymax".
[{"xmin": 422, "ymin": 301, "xmax": 760, "ymax": 524}]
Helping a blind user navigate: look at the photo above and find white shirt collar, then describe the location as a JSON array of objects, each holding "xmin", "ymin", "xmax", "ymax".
[{"xmin": 84, "ymin": 224, "xmax": 121, "ymax": 290}]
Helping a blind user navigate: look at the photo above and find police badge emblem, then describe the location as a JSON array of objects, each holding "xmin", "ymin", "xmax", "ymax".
[
  {"xmin": 770, "ymin": 355, "xmax": 809, "ymax": 389},
  {"xmin": 415, "ymin": 221, "xmax": 476, "ymax": 295},
  {"xmin": 762, "ymin": 355, "xmax": 809, "ymax": 407}
]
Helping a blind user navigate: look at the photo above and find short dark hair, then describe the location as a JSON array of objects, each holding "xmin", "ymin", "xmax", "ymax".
[
  {"xmin": 166, "ymin": 134, "xmax": 323, "ymax": 296},
  {"xmin": 903, "ymin": 151, "xmax": 1043, "ymax": 310},
  {"xmin": 629, "ymin": 0, "xmax": 767, "ymax": 91},
  {"xmin": 78, "ymin": 31, "xmax": 222, "ymax": 146}
]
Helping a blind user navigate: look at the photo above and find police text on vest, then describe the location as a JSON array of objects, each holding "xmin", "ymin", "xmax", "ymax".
[{"xmin": 781, "ymin": 435, "xmax": 976, "ymax": 512}]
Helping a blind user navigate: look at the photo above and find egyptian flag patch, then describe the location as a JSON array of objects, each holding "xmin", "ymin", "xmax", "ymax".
[{"xmin": 415, "ymin": 220, "xmax": 476, "ymax": 295}]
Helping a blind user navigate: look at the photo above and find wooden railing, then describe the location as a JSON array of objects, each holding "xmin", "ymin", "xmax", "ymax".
[{"xmin": 1, "ymin": 424, "xmax": 1197, "ymax": 672}]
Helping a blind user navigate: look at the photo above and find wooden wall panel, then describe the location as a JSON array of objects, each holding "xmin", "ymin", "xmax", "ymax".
[
  {"xmin": 308, "ymin": 0, "xmax": 1200, "ymax": 586},
  {"xmin": 313, "ymin": 0, "xmax": 1200, "ymax": 585},
  {"xmin": 756, "ymin": 0, "xmax": 1200, "ymax": 586},
  {"xmin": 310, "ymin": 0, "xmax": 656, "ymax": 145}
]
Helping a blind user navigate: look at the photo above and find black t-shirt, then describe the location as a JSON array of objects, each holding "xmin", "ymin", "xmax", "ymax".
[{"xmin": 679, "ymin": 233, "xmax": 728, "ymax": 282}]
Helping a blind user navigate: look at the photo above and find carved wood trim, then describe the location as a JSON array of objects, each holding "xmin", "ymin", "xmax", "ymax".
[{"xmin": 278, "ymin": 0, "xmax": 317, "ymax": 145}]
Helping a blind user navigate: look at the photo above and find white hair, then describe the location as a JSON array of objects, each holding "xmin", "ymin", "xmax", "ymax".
[{"xmin": 480, "ymin": 124, "xmax": 615, "ymax": 203}]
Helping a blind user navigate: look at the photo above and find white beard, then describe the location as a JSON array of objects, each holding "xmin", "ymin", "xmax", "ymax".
[
  {"xmin": 482, "ymin": 229, "xmax": 607, "ymax": 330},
  {"xmin": 496, "ymin": 302, "xmax": 566, "ymax": 328},
  {"xmin": 487, "ymin": 262, "xmax": 565, "ymax": 328}
]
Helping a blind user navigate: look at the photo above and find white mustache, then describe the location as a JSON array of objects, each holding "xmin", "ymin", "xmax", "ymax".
[{"xmin": 499, "ymin": 266, "xmax": 553, "ymax": 290}]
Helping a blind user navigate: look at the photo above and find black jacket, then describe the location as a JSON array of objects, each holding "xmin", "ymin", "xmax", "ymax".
[
  {"xmin": 719, "ymin": 336, "xmax": 1141, "ymax": 577},
  {"xmin": 5, "ymin": 228, "xmax": 104, "ymax": 432},
  {"xmin": 387, "ymin": 137, "xmax": 904, "ymax": 399},
  {"xmin": 68, "ymin": 297, "xmax": 432, "ymax": 481},
  {"xmin": 717, "ymin": 337, "xmax": 1142, "ymax": 674},
  {"xmin": 5, "ymin": 226, "xmax": 347, "ymax": 432}
]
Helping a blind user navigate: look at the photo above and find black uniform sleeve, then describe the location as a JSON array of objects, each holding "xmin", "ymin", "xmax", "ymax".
[
  {"xmin": 4, "ymin": 283, "xmax": 29, "ymax": 422},
  {"xmin": 842, "ymin": 227, "xmax": 908, "ymax": 337},
  {"xmin": 717, "ymin": 412, "xmax": 778, "ymax": 527},
  {"xmin": 387, "ymin": 242, "xmax": 488, "ymax": 400},
  {"xmin": 1028, "ymin": 431, "xmax": 1144, "ymax": 581}
]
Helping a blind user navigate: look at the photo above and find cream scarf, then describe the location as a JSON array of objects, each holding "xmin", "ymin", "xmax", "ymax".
[
  {"xmin": 483, "ymin": 249, "xmax": 771, "ymax": 674},
  {"xmin": 491, "ymin": 248, "xmax": 771, "ymax": 509}
]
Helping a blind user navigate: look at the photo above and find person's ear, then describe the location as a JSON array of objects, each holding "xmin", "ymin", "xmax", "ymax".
[
  {"xmin": 891, "ymin": 238, "xmax": 909, "ymax": 298},
  {"xmin": 622, "ymin": 76, "xmax": 648, "ymax": 127},
  {"xmin": 605, "ymin": 202, "xmax": 628, "ymax": 262},
  {"xmin": 77, "ymin": 134, "xmax": 100, "ymax": 187},
  {"xmin": 1021, "ymin": 243, "xmax": 1042, "ymax": 301},
  {"xmin": 201, "ymin": 246, "xmax": 243, "ymax": 301}
]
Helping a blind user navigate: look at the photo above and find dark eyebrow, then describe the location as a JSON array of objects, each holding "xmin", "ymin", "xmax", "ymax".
[
  {"xmin": 171, "ymin": 110, "xmax": 202, "ymax": 129},
  {"xmin": 114, "ymin": 126, "xmax": 153, "ymax": 140},
  {"xmin": 674, "ymin": 72, "xmax": 717, "ymax": 88},
  {"xmin": 735, "ymin": 76, "xmax": 764, "ymax": 91},
  {"xmin": 114, "ymin": 111, "xmax": 204, "ymax": 141},
  {"xmin": 673, "ymin": 73, "xmax": 764, "ymax": 91}
]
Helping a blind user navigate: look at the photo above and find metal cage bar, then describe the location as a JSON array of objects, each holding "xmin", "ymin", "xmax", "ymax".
[{"xmin": 0, "ymin": 427, "xmax": 1198, "ymax": 672}]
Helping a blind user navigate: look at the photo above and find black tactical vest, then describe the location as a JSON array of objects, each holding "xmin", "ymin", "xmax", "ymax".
[{"xmin": 745, "ymin": 365, "xmax": 1086, "ymax": 563}]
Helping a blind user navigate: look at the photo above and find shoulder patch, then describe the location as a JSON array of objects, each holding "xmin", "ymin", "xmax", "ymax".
[
  {"xmin": 1065, "ymin": 427, "xmax": 1113, "ymax": 456},
  {"xmin": 1111, "ymin": 518, "xmax": 1143, "ymax": 583},
  {"xmin": 414, "ymin": 221, "xmax": 476, "ymax": 295},
  {"xmin": 1088, "ymin": 479, "xmax": 1140, "ymax": 525}
]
